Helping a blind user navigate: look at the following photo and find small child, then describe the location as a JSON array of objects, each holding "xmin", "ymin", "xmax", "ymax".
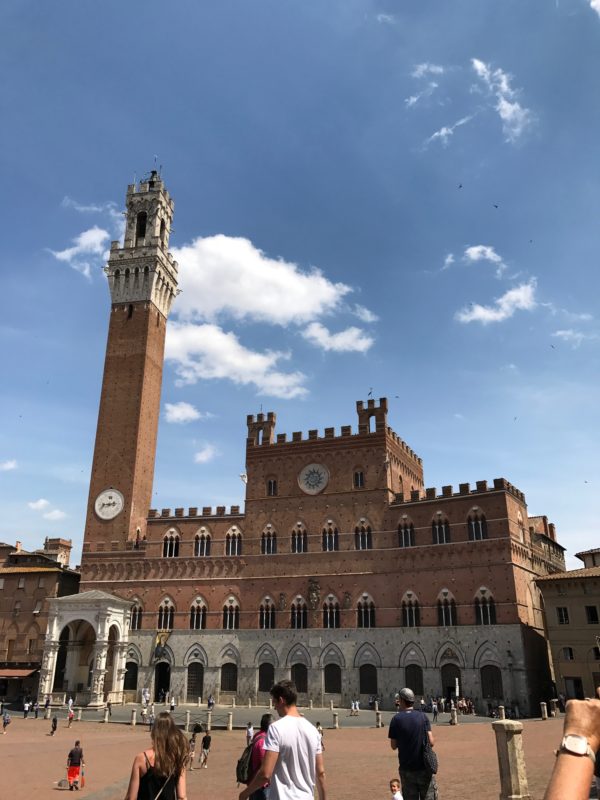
[{"xmin": 389, "ymin": 778, "xmax": 403, "ymax": 800}]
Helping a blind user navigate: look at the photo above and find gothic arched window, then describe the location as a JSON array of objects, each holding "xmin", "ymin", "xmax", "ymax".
[
  {"xmin": 437, "ymin": 595, "xmax": 457, "ymax": 627},
  {"xmin": 402, "ymin": 595, "xmax": 420, "ymax": 627},
  {"xmin": 131, "ymin": 604, "xmax": 143, "ymax": 631},
  {"xmin": 267, "ymin": 479, "xmax": 278, "ymax": 497},
  {"xmin": 322, "ymin": 525, "xmax": 339, "ymax": 552},
  {"xmin": 157, "ymin": 600, "xmax": 175, "ymax": 630},
  {"xmin": 162, "ymin": 532, "xmax": 180, "ymax": 558},
  {"xmin": 259, "ymin": 599, "xmax": 276, "ymax": 629},
  {"xmin": 474, "ymin": 591, "xmax": 496, "ymax": 625},
  {"xmin": 468, "ymin": 513, "xmax": 488, "ymax": 541},
  {"xmin": 291, "ymin": 600, "xmax": 308, "ymax": 629},
  {"xmin": 261, "ymin": 529, "xmax": 277, "ymax": 555},
  {"xmin": 222, "ymin": 601, "xmax": 240, "ymax": 630},
  {"xmin": 194, "ymin": 532, "xmax": 211, "ymax": 557},
  {"xmin": 291, "ymin": 525, "xmax": 308, "ymax": 554},
  {"xmin": 225, "ymin": 531, "xmax": 242, "ymax": 556},
  {"xmin": 432, "ymin": 517, "xmax": 451, "ymax": 544},
  {"xmin": 189, "ymin": 599, "xmax": 207, "ymax": 630},
  {"xmin": 323, "ymin": 599, "xmax": 340, "ymax": 629},
  {"xmin": 398, "ymin": 522, "xmax": 415, "ymax": 548},
  {"xmin": 354, "ymin": 524, "xmax": 372, "ymax": 551},
  {"xmin": 357, "ymin": 598, "xmax": 376, "ymax": 628}
]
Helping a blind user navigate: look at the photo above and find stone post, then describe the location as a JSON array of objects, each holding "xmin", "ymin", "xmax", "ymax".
[
  {"xmin": 329, "ymin": 700, "xmax": 334, "ymax": 710},
  {"xmin": 498, "ymin": 706, "xmax": 505, "ymax": 720},
  {"xmin": 206, "ymin": 711, "xmax": 212, "ymax": 731},
  {"xmin": 540, "ymin": 702, "xmax": 547, "ymax": 720},
  {"xmin": 309, "ymin": 699, "xmax": 313, "ymax": 709},
  {"xmin": 492, "ymin": 720, "xmax": 531, "ymax": 800},
  {"xmin": 227, "ymin": 712, "xmax": 233, "ymax": 731},
  {"xmin": 77, "ymin": 709, "xmax": 82, "ymax": 722},
  {"xmin": 232, "ymin": 697, "xmax": 236, "ymax": 708},
  {"xmin": 44, "ymin": 706, "xmax": 51, "ymax": 720},
  {"xmin": 248, "ymin": 698, "xmax": 252, "ymax": 708},
  {"xmin": 269, "ymin": 698, "xmax": 273, "ymax": 709},
  {"xmin": 185, "ymin": 710, "xmax": 190, "ymax": 732},
  {"xmin": 131, "ymin": 709, "xmax": 137, "ymax": 726},
  {"xmin": 198, "ymin": 697, "xmax": 202, "ymax": 707},
  {"xmin": 374, "ymin": 701, "xmax": 379, "ymax": 712},
  {"xmin": 376, "ymin": 711, "xmax": 383, "ymax": 728},
  {"xmin": 549, "ymin": 699, "xmax": 557, "ymax": 717},
  {"xmin": 103, "ymin": 708, "xmax": 109, "ymax": 724},
  {"xmin": 332, "ymin": 712, "xmax": 339, "ymax": 729}
]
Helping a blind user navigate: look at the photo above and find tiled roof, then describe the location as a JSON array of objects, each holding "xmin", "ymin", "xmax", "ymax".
[
  {"xmin": 0, "ymin": 566, "xmax": 61, "ymax": 573},
  {"xmin": 575, "ymin": 547, "xmax": 600, "ymax": 558},
  {"xmin": 537, "ymin": 566, "xmax": 600, "ymax": 581}
]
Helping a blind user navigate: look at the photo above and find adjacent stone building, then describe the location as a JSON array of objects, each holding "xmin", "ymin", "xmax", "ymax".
[
  {"xmin": 39, "ymin": 173, "xmax": 565, "ymax": 712},
  {"xmin": 0, "ymin": 538, "xmax": 79, "ymax": 699},
  {"xmin": 537, "ymin": 548, "xmax": 600, "ymax": 699}
]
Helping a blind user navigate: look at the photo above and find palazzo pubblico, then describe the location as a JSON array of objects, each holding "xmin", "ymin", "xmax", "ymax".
[{"xmin": 39, "ymin": 173, "xmax": 565, "ymax": 714}]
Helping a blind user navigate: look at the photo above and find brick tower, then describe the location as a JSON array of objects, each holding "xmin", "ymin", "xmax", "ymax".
[{"xmin": 82, "ymin": 171, "xmax": 178, "ymax": 551}]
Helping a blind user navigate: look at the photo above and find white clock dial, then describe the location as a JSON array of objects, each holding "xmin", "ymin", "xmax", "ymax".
[
  {"xmin": 94, "ymin": 489, "xmax": 125, "ymax": 520},
  {"xmin": 298, "ymin": 463, "xmax": 329, "ymax": 495}
]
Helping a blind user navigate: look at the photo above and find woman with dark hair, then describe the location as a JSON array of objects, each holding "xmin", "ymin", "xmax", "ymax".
[
  {"xmin": 124, "ymin": 711, "xmax": 189, "ymax": 800},
  {"xmin": 248, "ymin": 713, "xmax": 273, "ymax": 800}
]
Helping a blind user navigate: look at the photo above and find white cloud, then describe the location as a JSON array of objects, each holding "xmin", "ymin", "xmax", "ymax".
[
  {"xmin": 172, "ymin": 235, "xmax": 352, "ymax": 325},
  {"xmin": 424, "ymin": 115, "xmax": 473, "ymax": 147},
  {"xmin": 49, "ymin": 226, "xmax": 110, "ymax": 279},
  {"xmin": 552, "ymin": 329, "xmax": 598, "ymax": 347},
  {"xmin": 353, "ymin": 304, "xmax": 379, "ymax": 323},
  {"xmin": 463, "ymin": 245, "xmax": 507, "ymax": 278},
  {"xmin": 43, "ymin": 509, "xmax": 67, "ymax": 521},
  {"xmin": 591, "ymin": 0, "xmax": 600, "ymax": 18},
  {"xmin": 166, "ymin": 322, "xmax": 308, "ymax": 398},
  {"xmin": 442, "ymin": 253, "xmax": 455, "ymax": 270},
  {"xmin": 405, "ymin": 82, "xmax": 438, "ymax": 109},
  {"xmin": 194, "ymin": 444, "xmax": 218, "ymax": 464},
  {"xmin": 0, "ymin": 459, "xmax": 17, "ymax": 471},
  {"xmin": 302, "ymin": 322, "xmax": 374, "ymax": 353},
  {"xmin": 455, "ymin": 279, "xmax": 537, "ymax": 324},
  {"xmin": 164, "ymin": 401, "xmax": 213, "ymax": 424},
  {"xmin": 412, "ymin": 63, "xmax": 445, "ymax": 79},
  {"xmin": 62, "ymin": 196, "xmax": 125, "ymax": 238},
  {"xmin": 28, "ymin": 498, "xmax": 50, "ymax": 510},
  {"xmin": 471, "ymin": 58, "xmax": 532, "ymax": 142},
  {"xmin": 376, "ymin": 13, "xmax": 396, "ymax": 24}
]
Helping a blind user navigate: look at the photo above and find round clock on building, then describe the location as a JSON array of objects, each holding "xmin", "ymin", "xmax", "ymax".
[
  {"xmin": 298, "ymin": 463, "xmax": 329, "ymax": 495},
  {"xmin": 94, "ymin": 488, "xmax": 125, "ymax": 520}
]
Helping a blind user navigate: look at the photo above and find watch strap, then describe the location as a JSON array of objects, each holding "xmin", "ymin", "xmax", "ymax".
[{"xmin": 559, "ymin": 735, "xmax": 596, "ymax": 763}]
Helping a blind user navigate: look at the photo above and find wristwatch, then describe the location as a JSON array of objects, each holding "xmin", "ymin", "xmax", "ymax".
[{"xmin": 557, "ymin": 734, "xmax": 596, "ymax": 763}]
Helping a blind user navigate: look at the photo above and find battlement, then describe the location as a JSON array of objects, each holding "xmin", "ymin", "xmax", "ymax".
[
  {"xmin": 127, "ymin": 170, "xmax": 174, "ymax": 208},
  {"xmin": 392, "ymin": 477, "xmax": 526, "ymax": 505},
  {"xmin": 148, "ymin": 505, "xmax": 243, "ymax": 520}
]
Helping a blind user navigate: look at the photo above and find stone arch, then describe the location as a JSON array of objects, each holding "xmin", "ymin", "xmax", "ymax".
[
  {"xmin": 472, "ymin": 641, "xmax": 502, "ymax": 669},
  {"xmin": 434, "ymin": 641, "xmax": 466, "ymax": 669},
  {"xmin": 353, "ymin": 642, "xmax": 382, "ymax": 668},
  {"xmin": 218, "ymin": 643, "xmax": 241, "ymax": 666},
  {"xmin": 183, "ymin": 643, "xmax": 208, "ymax": 667},
  {"xmin": 319, "ymin": 642, "xmax": 346, "ymax": 668},
  {"xmin": 256, "ymin": 643, "xmax": 279, "ymax": 667},
  {"xmin": 155, "ymin": 644, "xmax": 175, "ymax": 665},
  {"xmin": 125, "ymin": 643, "xmax": 143, "ymax": 665},
  {"xmin": 399, "ymin": 641, "xmax": 427, "ymax": 668},
  {"xmin": 286, "ymin": 643, "xmax": 312, "ymax": 668}
]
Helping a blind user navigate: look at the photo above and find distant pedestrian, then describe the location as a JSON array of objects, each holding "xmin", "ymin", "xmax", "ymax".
[
  {"xmin": 246, "ymin": 721, "xmax": 254, "ymax": 745},
  {"xmin": 140, "ymin": 705, "xmax": 148, "ymax": 725},
  {"xmin": 68, "ymin": 708, "xmax": 75, "ymax": 728},
  {"xmin": 51, "ymin": 714, "xmax": 58, "ymax": 736},
  {"xmin": 170, "ymin": 696, "xmax": 175, "ymax": 712},
  {"xmin": 67, "ymin": 696, "xmax": 73, "ymax": 711},
  {"xmin": 67, "ymin": 739, "xmax": 85, "ymax": 790},
  {"xmin": 106, "ymin": 699, "xmax": 112, "ymax": 717},
  {"xmin": 34, "ymin": 700, "xmax": 40, "ymax": 718},
  {"xmin": 23, "ymin": 700, "xmax": 30, "ymax": 718},
  {"xmin": 148, "ymin": 710, "xmax": 155, "ymax": 731},
  {"xmin": 45, "ymin": 695, "xmax": 51, "ymax": 710},
  {"xmin": 199, "ymin": 731, "xmax": 211, "ymax": 768},
  {"xmin": 2, "ymin": 711, "xmax": 11, "ymax": 734},
  {"xmin": 188, "ymin": 732, "xmax": 196, "ymax": 770},
  {"xmin": 431, "ymin": 701, "xmax": 438, "ymax": 724}
]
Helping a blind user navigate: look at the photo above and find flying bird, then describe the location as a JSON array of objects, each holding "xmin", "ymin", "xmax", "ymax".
[
  {"xmin": 458, "ymin": 183, "xmax": 463, "ymax": 189},
  {"xmin": 493, "ymin": 204, "xmax": 499, "ymax": 209},
  {"xmin": 367, "ymin": 388, "xmax": 373, "ymax": 397},
  {"xmin": 550, "ymin": 344, "xmax": 556, "ymax": 350}
]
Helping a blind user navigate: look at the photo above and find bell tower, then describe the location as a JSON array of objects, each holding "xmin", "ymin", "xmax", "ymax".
[{"xmin": 82, "ymin": 171, "xmax": 178, "ymax": 552}]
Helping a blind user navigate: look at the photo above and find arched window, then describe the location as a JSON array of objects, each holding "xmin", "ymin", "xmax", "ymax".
[
  {"xmin": 405, "ymin": 664, "xmax": 424, "ymax": 696},
  {"xmin": 267, "ymin": 479, "xmax": 278, "ymax": 497},
  {"xmin": 353, "ymin": 470, "xmax": 365, "ymax": 489},
  {"xmin": 189, "ymin": 599, "xmax": 207, "ymax": 630},
  {"xmin": 259, "ymin": 599, "xmax": 276, "ymax": 629},
  {"xmin": 162, "ymin": 531, "xmax": 180, "ymax": 558},
  {"xmin": 402, "ymin": 595, "xmax": 420, "ymax": 627},
  {"xmin": 131, "ymin": 604, "xmax": 143, "ymax": 631},
  {"xmin": 474, "ymin": 591, "xmax": 496, "ymax": 625},
  {"xmin": 291, "ymin": 525, "xmax": 308, "ymax": 554},
  {"xmin": 160, "ymin": 219, "xmax": 166, "ymax": 242},
  {"xmin": 398, "ymin": 522, "xmax": 415, "ymax": 548},
  {"xmin": 359, "ymin": 664, "xmax": 378, "ymax": 694},
  {"xmin": 291, "ymin": 600, "xmax": 308, "ymax": 629},
  {"xmin": 324, "ymin": 663, "xmax": 342, "ymax": 693},
  {"xmin": 481, "ymin": 665, "xmax": 503, "ymax": 698},
  {"xmin": 432, "ymin": 517, "xmax": 451, "ymax": 544},
  {"xmin": 322, "ymin": 525, "xmax": 339, "ymax": 552},
  {"xmin": 357, "ymin": 597, "xmax": 376, "ymax": 628},
  {"xmin": 354, "ymin": 524, "xmax": 372, "ymax": 550},
  {"xmin": 261, "ymin": 529, "xmax": 277, "ymax": 555},
  {"xmin": 124, "ymin": 661, "xmax": 138, "ymax": 691},
  {"xmin": 323, "ymin": 599, "xmax": 340, "ymax": 629},
  {"xmin": 157, "ymin": 600, "xmax": 175, "ymax": 630},
  {"xmin": 225, "ymin": 531, "xmax": 242, "ymax": 556},
  {"xmin": 221, "ymin": 662, "xmax": 238, "ymax": 692},
  {"xmin": 222, "ymin": 601, "xmax": 240, "ymax": 630},
  {"xmin": 258, "ymin": 662, "xmax": 274, "ymax": 692},
  {"xmin": 187, "ymin": 663, "xmax": 204, "ymax": 702},
  {"xmin": 468, "ymin": 512, "xmax": 488, "ymax": 541},
  {"xmin": 437, "ymin": 595, "xmax": 457, "ymax": 627},
  {"xmin": 194, "ymin": 531, "xmax": 211, "ymax": 557},
  {"xmin": 291, "ymin": 663, "xmax": 308, "ymax": 693},
  {"xmin": 135, "ymin": 211, "xmax": 147, "ymax": 243}
]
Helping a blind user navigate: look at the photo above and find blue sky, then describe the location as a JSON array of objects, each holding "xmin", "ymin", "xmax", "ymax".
[{"xmin": 1, "ymin": 1, "xmax": 599, "ymax": 567}]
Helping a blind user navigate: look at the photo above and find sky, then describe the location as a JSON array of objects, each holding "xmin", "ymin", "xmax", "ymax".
[{"xmin": 1, "ymin": 0, "xmax": 599, "ymax": 568}]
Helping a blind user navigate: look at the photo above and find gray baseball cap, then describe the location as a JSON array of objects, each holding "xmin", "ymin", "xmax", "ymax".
[{"xmin": 398, "ymin": 687, "xmax": 415, "ymax": 703}]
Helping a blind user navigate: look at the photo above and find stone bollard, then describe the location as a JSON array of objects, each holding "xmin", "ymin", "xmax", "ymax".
[
  {"xmin": 332, "ymin": 712, "xmax": 339, "ymax": 730},
  {"xmin": 498, "ymin": 706, "xmax": 505, "ymax": 720},
  {"xmin": 227, "ymin": 712, "xmax": 233, "ymax": 731},
  {"xmin": 540, "ymin": 702, "xmax": 548, "ymax": 720},
  {"xmin": 232, "ymin": 697, "xmax": 236, "ymax": 708},
  {"xmin": 376, "ymin": 711, "xmax": 382, "ymax": 728},
  {"xmin": 550, "ymin": 699, "xmax": 557, "ymax": 718},
  {"xmin": 185, "ymin": 710, "xmax": 190, "ymax": 732},
  {"xmin": 492, "ymin": 720, "xmax": 531, "ymax": 800},
  {"xmin": 329, "ymin": 700, "xmax": 334, "ymax": 711},
  {"xmin": 374, "ymin": 701, "xmax": 379, "ymax": 712},
  {"xmin": 206, "ymin": 710, "xmax": 212, "ymax": 731},
  {"xmin": 450, "ymin": 708, "xmax": 458, "ymax": 725},
  {"xmin": 103, "ymin": 708, "xmax": 109, "ymax": 724},
  {"xmin": 77, "ymin": 709, "xmax": 82, "ymax": 721},
  {"xmin": 248, "ymin": 698, "xmax": 252, "ymax": 708},
  {"xmin": 198, "ymin": 697, "xmax": 202, "ymax": 707},
  {"xmin": 45, "ymin": 707, "xmax": 51, "ymax": 720},
  {"xmin": 269, "ymin": 698, "xmax": 273, "ymax": 709},
  {"xmin": 131, "ymin": 709, "xmax": 137, "ymax": 726},
  {"xmin": 309, "ymin": 699, "xmax": 313, "ymax": 709}
]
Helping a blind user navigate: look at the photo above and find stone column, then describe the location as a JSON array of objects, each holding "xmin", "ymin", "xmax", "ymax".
[
  {"xmin": 492, "ymin": 720, "xmax": 531, "ymax": 800},
  {"xmin": 376, "ymin": 711, "xmax": 382, "ymax": 728},
  {"xmin": 39, "ymin": 640, "xmax": 60, "ymax": 698},
  {"xmin": 131, "ymin": 709, "xmax": 137, "ymax": 726},
  {"xmin": 112, "ymin": 642, "xmax": 128, "ymax": 703},
  {"xmin": 89, "ymin": 641, "xmax": 109, "ymax": 707},
  {"xmin": 549, "ymin": 699, "xmax": 557, "ymax": 717},
  {"xmin": 185, "ymin": 710, "xmax": 190, "ymax": 732},
  {"xmin": 540, "ymin": 702, "xmax": 548, "ymax": 720},
  {"xmin": 206, "ymin": 710, "xmax": 212, "ymax": 731},
  {"xmin": 332, "ymin": 712, "xmax": 339, "ymax": 729},
  {"xmin": 103, "ymin": 708, "xmax": 109, "ymax": 723},
  {"xmin": 227, "ymin": 712, "xmax": 233, "ymax": 731},
  {"xmin": 498, "ymin": 706, "xmax": 505, "ymax": 720}
]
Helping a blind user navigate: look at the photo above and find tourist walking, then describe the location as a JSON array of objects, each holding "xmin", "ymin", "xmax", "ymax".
[
  {"xmin": 388, "ymin": 687, "xmax": 437, "ymax": 800},
  {"xmin": 66, "ymin": 739, "xmax": 85, "ymax": 790},
  {"xmin": 51, "ymin": 714, "xmax": 58, "ymax": 736},
  {"xmin": 68, "ymin": 707, "xmax": 75, "ymax": 728},
  {"xmin": 199, "ymin": 731, "xmax": 211, "ymax": 768},
  {"xmin": 431, "ymin": 700, "xmax": 438, "ymax": 724},
  {"xmin": 23, "ymin": 700, "xmax": 30, "ymax": 718},
  {"xmin": 239, "ymin": 680, "xmax": 326, "ymax": 800},
  {"xmin": 2, "ymin": 710, "xmax": 11, "ymax": 733},
  {"xmin": 34, "ymin": 699, "xmax": 40, "ymax": 718},
  {"xmin": 169, "ymin": 696, "xmax": 175, "ymax": 713},
  {"xmin": 246, "ymin": 713, "xmax": 272, "ymax": 800},
  {"xmin": 123, "ymin": 711, "xmax": 189, "ymax": 800},
  {"xmin": 106, "ymin": 699, "xmax": 112, "ymax": 717},
  {"xmin": 188, "ymin": 732, "xmax": 196, "ymax": 770}
]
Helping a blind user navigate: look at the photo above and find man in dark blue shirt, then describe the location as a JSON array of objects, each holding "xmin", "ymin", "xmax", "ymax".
[{"xmin": 388, "ymin": 688, "xmax": 437, "ymax": 800}]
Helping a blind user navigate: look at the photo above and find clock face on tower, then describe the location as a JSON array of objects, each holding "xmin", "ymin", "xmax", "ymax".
[
  {"xmin": 94, "ymin": 489, "xmax": 125, "ymax": 520},
  {"xmin": 298, "ymin": 463, "xmax": 329, "ymax": 495}
]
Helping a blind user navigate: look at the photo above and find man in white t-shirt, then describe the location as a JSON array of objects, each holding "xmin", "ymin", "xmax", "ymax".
[{"xmin": 239, "ymin": 680, "xmax": 327, "ymax": 800}]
